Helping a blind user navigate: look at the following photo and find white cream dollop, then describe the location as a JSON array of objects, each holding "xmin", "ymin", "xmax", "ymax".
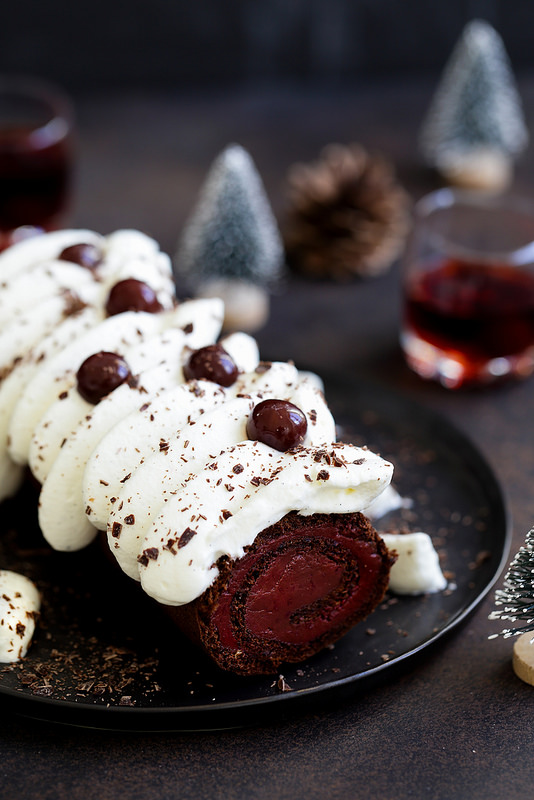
[
  {"xmin": 0, "ymin": 570, "xmax": 40, "ymax": 662},
  {"xmin": 381, "ymin": 532, "xmax": 447, "ymax": 595}
]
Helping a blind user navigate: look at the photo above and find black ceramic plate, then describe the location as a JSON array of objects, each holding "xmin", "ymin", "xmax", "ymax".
[{"xmin": 0, "ymin": 376, "xmax": 510, "ymax": 731}]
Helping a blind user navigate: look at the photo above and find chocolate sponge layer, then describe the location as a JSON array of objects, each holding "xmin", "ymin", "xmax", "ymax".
[{"xmin": 166, "ymin": 511, "xmax": 396, "ymax": 675}]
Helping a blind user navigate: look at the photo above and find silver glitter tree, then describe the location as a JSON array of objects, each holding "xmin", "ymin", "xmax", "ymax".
[
  {"xmin": 419, "ymin": 19, "xmax": 528, "ymax": 190},
  {"xmin": 175, "ymin": 143, "xmax": 284, "ymax": 289},
  {"xmin": 489, "ymin": 527, "xmax": 534, "ymax": 638}
]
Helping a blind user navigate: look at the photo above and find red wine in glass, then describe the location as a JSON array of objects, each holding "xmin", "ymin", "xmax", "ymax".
[
  {"xmin": 0, "ymin": 78, "xmax": 73, "ymax": 250},
  {"xmin": 403, "ymin": 258, "xmax": 534, "ymax": 387},
  {"xmin": 401, "ymin": 189, "xmax": 534, "ymax": 388}
]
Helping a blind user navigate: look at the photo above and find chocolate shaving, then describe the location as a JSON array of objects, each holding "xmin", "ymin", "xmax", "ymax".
[
  {"xmin": 111, "ymin": 522, "xmax": 122, "ymax": 539},
  {"xmin": 163, "ymin": 538, "xmax": 177, "ymax": 555},
  {"xmin": 137, "ymin": 547, "xmax": 159, "ymax": 567},
  {"xmin": 255, "ymin": 362, "xmax": 272, "ymax": 374},
  {"xmin": 178, "ymin": 527, "xmax": 196, "ymax": 548},
  {"xmin": 62, "ymin": 290, "xmax": 88, "ymax": 317},
  {"xmin": 250, "ymin": 476, "xmax": 272, "ymax": 486}
]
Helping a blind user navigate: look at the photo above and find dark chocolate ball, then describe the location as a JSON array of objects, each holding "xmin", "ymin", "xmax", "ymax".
[
  {"xmin": 76, "ymin": 351, "xmax": 131, "ymax": 404},
  {"xmin": 183, "ymin": 344, "xmax": 238, "ymax": 387},
  {"xmin": 246, "ymin": 399, "xmax": 307, "ymax": 451},
  {"xmin": 105, "ymin": 278, "xmax": 163, "ymax": 316},
  {"xmin": 59, "ymin": 243, "xmax": 102, "ymax": 269}
]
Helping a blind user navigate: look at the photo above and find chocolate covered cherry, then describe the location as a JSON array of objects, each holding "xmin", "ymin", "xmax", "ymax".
[
  {"xmin": 76, "ymin": 351, "xmax": 132, "ymax": 404},
  {"xmin": 247, "ymin": 399, "xmax": 307, "ymax": 451},
  {"xmin": 105, "ymin": 278, "xmax": 163, "ymax": 316},
  {"xmin": 184, "ymin": 344, "xmax": 238, "ymax": 387},
  {"xmin": 59, "ymin": 243, "xmax": 102, "ymax": 269}
]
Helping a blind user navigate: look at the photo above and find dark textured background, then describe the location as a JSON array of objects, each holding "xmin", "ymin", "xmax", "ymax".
[
  {"xmin": 0, "ymin": 0, "xmax": 533, "ymax": 93},
  {"xmin": 2, "ymin": 5, "xmax": 534, "ymax": 798}
]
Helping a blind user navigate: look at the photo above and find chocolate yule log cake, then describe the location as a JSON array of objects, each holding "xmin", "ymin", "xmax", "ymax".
[{"xmin": 0, "ymin": 229, "xmax": 397, "ymax": 674}]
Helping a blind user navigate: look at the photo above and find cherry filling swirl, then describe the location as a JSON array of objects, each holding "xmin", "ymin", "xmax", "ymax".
[
  {"xmin": 76, "ymin": 351, "xmax": 132, "ymax": 404},
  {"xmin": 177, "ymin": 512, "xmax": 395, "ymax": 675}
]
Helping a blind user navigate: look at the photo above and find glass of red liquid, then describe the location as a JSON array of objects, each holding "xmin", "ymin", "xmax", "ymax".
[
  {"xmin": 0, "ymin": 76, "xmax": 74, "ymax": 250},
  {"xmin": 401, "ymin": 189, "xmax": 534, "ymax": 389}
]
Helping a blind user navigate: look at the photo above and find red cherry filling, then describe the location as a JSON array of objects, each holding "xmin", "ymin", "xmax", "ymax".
[
  {"xmin": 59, "ymin": 243, "xmax": 102, "ymax": 269},
  {"xmin": 183, "ymin": 344, "xmax": 238, "ymax": 387},
  {"xmin": 246, "ymin": 399, "xmax": 307, "ymax": 451},
  {"xmin": 105, "ymin": 278, "xmax": 163, "ymax": 316},
  {"xmin": 188, "ymin": 512, "xmax": 395, "ymax": 674},
  {"xmin": 76, "ymin": 351, "xmax": 132, "ymax": 404}
]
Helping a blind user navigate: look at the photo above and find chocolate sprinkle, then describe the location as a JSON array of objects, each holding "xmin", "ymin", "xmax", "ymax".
[
  {"xmin": 111, "ymin": 522, "xmax": 122, "ymax": 539},
  {"xmin": 178, "ymin": 527, "xmax": 197, "ymax": 548}
]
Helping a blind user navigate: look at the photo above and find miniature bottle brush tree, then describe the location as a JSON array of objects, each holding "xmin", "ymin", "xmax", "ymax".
[
  {"xmin": 419, "ymin": 19, "xmax": 528, "ymax": 191},
  {"xmin": 175, "ymin": 144, "xmax": 284, "ymax": 332}
]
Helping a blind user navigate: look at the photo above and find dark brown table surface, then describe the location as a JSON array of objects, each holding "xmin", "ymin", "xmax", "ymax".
[{"xmin": 2, "ymin": 77, "xmax": 534, "ymax": 799}]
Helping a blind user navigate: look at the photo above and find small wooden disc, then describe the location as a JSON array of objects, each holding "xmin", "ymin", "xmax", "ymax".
[{"xmin": 512, "ymin": 632, "xmax": 534, "ymax": 685}]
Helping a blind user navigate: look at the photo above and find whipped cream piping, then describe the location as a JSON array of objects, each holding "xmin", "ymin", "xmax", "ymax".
[
  {"xmin": 0, "ymin": 308, "xmax": 103, "ymax": 502},
  {"xmin": 0, "ymin": 570, "xmax": 40, "ymax": 663},
  {"xmin": 38, "ymin": 302, "xmax": 237, "ymax": 551},
  {"xmin": 0, "ymin": 229, "xmax": 178, "ymax": 500},
  {"xmin": 83, "ymin": 361, "xmax": 330, "ymax": 532},
  {"xmin": 138, "ymin": 440, "xmax": 393, "ymax": 606},
  {"xmin": 28, "ymin": 298, "xmax": 224, "ymax": 483},
  {"xmin": 8, "ymin": 310, "xmax": 165, "ymax": 465},
  {"xmin": 0, "ymin": 293, "xmax": 93, "ymax": 380},
  {"xmin": 0, "ymin": 229, "xmax": 103, "ymax": 281},
  {"xmin": 0, "ymin": 262, "xmax": 96, "ymax": 327},
  {"xmin": 0, "ymin": 228, "xmax": 175, "ymax": 371},
  {"xmin": 107, "ymin": 378, "xmax": 336, "ymax": 580}
]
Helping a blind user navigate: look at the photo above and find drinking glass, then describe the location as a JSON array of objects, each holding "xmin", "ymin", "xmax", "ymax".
[
  {"xmin": 400, "ymin": 189, "xmax": 534, "ymax": 389},
  {"xmin": 0, "ymin": 75, "xmax": 74, "ymax": 250}
]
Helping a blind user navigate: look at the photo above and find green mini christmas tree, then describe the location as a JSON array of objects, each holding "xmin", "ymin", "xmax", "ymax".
[
  {"xmin": 175, "ymin": 144, "xmax": 284, "ymax": 331},
  {"xmin": 489, "ymin": 526, "xmax": 534, "ymax": 638},
  {"xmin": 419, "ymin": 19, "xmax": 529, "ymax": 191}
]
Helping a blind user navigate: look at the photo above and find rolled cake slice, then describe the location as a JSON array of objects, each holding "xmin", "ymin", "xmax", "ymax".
[
  {"xmin": 123, "ymin": 436, "xmax": 394, "ymax": 674},
  {"xmin": 167, "ymin": 511, "xmax": 394, "ymax": 675}
]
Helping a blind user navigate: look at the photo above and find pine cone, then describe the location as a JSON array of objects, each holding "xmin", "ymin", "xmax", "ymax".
[{"xmin": 283, "ymin": 143, "xmax": 411, "ymax": 280}]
